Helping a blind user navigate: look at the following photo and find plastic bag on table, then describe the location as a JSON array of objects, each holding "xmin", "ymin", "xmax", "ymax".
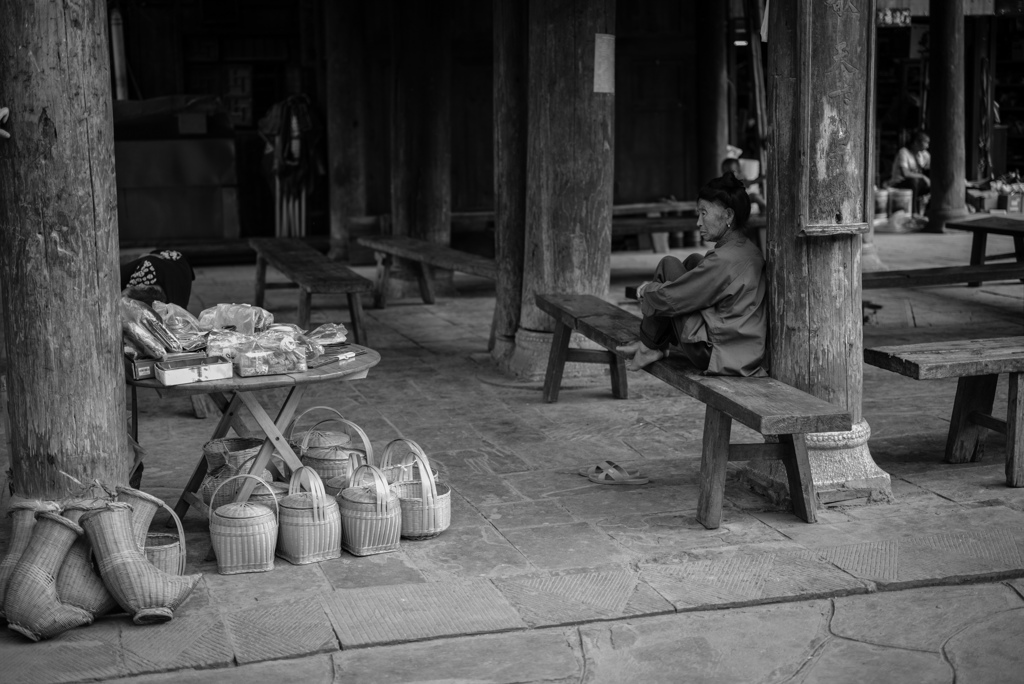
[
  {"xmin": 263, "ymin": 325, "xmax": 322, "ymax": 361},
  {"xmin": 152, "ymin": 301, "xmax": 206, "ymax": 351},
  {"xmin": 197, "ymin": 303, "xmax": 273, "ymax": 335},
  {"xmin": 235, "ymin": 329, "xmax": 308, "ymax": 377},
  {"xmin": 306, "ymin": 322, "xmax": 347, "ymax": 345},
  {"xmin": 119, "ymin": 296, "xmax": 182, "ymax": 353},
  {"xmin": 123, "ymin": 336, "xmax": 143, "ymax": 360},
  {"xmin": 123, "ymin": 321, "xmax": 167, "ymax": 360},
  {"xmin": 205, "ymin": 330, "xmax": 255, "ymax": 361}
]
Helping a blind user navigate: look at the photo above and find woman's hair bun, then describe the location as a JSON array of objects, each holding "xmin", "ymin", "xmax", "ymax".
[{"xmin": 724, "ymin": 173, "xmax": 745, "ymax": 190}]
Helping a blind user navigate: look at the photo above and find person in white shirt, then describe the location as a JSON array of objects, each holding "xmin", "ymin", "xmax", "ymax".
[{"xmin": 889, "ymin": 130, "xmax": 930, "ymax": 211}]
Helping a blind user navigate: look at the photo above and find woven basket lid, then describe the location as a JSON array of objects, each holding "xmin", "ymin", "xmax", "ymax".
[
  {"xmin": 279, "ymin": 491, "xmax": 338, "ymax": 510},
  {"xmin": 303, "ymin": 429, "xmax": 351, "ymax": 449},
  {"xmin": 214, "ymin": 501, "xmax": 275, "ymax": 520},
  {"xmin": 340, "ymin": 484, "xmax": 398, "ymax": 505},
  {"xmin": 249, "ymin": 481, "xmax": 288, "ymax": 496}
]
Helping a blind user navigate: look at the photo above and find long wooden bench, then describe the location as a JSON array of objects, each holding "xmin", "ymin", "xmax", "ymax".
[
  {"xmin": 862, "ymin": 262, "xmax": 1024, "ymax": 290},
  {"xmin": 535, "ymin": 293, "xmax": 852, "ymax": 529},
  {"xmin": 864, "ymin": 336, "xmax": 1024, "ymax": 487},
  {"xmin": 249, "ymin": 238, "xmax": 372, "ymax": 344},
  {"xmin": 355, "ymin": 235, "xmax": 498, "ymax": 308}
]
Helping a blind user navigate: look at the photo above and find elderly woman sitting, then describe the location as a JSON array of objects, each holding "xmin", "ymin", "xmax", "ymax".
[{"xmin": 617, "ymin": 173, "xmax": 767, "ymax": 377}]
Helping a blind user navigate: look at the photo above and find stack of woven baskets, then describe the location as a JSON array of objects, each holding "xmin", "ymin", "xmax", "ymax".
[
  {"xmin": 199, "ymin": 438, "xmax": 278, "ymax": 510},
  {"xmin": 0, "ymin": 486, "xmax": 200, "ymax": 642}
]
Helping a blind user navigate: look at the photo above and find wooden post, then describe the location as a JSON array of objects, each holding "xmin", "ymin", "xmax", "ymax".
[
  {"xmin": 491, "ymin": 0, "xmax": 529, "ymax": 358},
  {"xmin": 926, "ymin": 0, "xmax": 969, "ymax": 233},
  {"xmin": 696, "ymin": 1, "xmax": 730, "ymax": 184},
  {"xmin": 324, "ymin": 0, "xmax": 367, "ymax": 261},
  {"xmin": 0, "ymin": 0, "xmax": 129, "ymax": 498},
  {"xmin": 389, "ymin": 2, "xmax": 452, "ymax": 297},
  {"xmin": 750, "ymin": 0, "xmax": 890, "ymax": 502}
]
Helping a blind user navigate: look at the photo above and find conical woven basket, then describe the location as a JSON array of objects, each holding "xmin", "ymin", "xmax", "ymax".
[
  {"xmin": 296, "ymin": 411, "xmax": 373, "ymax": 483},
  {"xmin": 115, "ymin": 486, "xmax": 164, "ymax": 552},
  {"xmin": 378, "ymin": 438, "xmax": 439, "ymax": 485},
  {"xmin": 388, "ymin": 441, "xmax": 451, "ymax": 540},
  {"xmin": 203, "ymin": 436, "xmax": 263, "ymax": 471},
  {"xmin": 114, "ymin": 487, "xmax": 188, "ymax": 575},
  {"xmin": 0, "ymin": 500, "xmax": 60, "ymax": 619},
  {"xmin": 338, "ymin": 464, "xmax": 400, "ymax": 556},
  {"xmin": 209, "ymin": 474, "xmax": 279, "ymax": 575},
  {"xmin": 80, "ymin": 502, "xmax": 201, "ymax": 625},
  {"xmin": 277, "ymin": 466, "xmax": 342, "ymax": 564},
  {"xmin": 5, "ymin": 512, "xmax": 94, "ymax": 641},
  {"xmin": 57, "ymin": 500, "xmax": 119, "ymax": 617}
]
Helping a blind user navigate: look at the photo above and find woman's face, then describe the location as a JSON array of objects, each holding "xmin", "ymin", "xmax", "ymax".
[{"xmin": 697, "ymin": 199, "xmax": 735, "ymax": 243}]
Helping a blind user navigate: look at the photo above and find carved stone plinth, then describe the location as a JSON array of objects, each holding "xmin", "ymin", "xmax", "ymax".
[{"xmin": 741, "ymin": 420, "xmax": 892, "ymax": 508}]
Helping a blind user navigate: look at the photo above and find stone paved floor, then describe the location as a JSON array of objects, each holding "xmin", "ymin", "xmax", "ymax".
[{"xmin": 2, "ymin": 230, "xmax": 1024, "ymax": 682}]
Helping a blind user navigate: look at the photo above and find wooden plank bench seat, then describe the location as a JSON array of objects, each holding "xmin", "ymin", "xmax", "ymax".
[
  {"xmin": 862, "ymin": 262, "xmax": 1024, "ymax": 290},
  {"xmin": 864, "ymin": 336, "xmax": 1024, "ymax": 487},
  {"xmin": 249, "ymin": 238, "xmax": 372, "ymax": 344},
  {"xmin": 355, "ymin": 235, "xmax": 498, "ymax": 308},
  {"xmin": 535, "ymin": 293, "xmax": 853, "ymax": 529}
]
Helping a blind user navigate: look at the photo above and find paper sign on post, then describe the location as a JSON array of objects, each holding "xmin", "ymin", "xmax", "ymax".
[{"xmin": 594, "ymin": 34, "xmax": 615, "ymax": 94}]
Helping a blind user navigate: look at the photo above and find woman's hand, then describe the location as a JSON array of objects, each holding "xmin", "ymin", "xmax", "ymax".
[{"xmin": 637, "ymin": 281, "xmax": 652, "ymax": 300}]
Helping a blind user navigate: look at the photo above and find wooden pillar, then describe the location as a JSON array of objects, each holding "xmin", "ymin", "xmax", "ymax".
[
  {"xmin": 0, "ymin": 0, "xmax": 129, "ymax": 498},
  {"xmin": 491, "ymin": 0, "xmax": 529, "ymax": 358},
  {"xmin": 926, "ymin": 0, "xmax": 969, "ymax": 232},
  {"xmin": 696, "ymin": 1, "xmax": 730, "ymax": 184},
  {"xmin": 324, "ymin": 1, "xmax": 367, "ymax": 261},
  {"xmin": 752, "ymin": 0, "xmax": 890, "ymax": 501},
  {"xmin": 389, "ymin": 2, "xmax": 452, "ymax": 292}
]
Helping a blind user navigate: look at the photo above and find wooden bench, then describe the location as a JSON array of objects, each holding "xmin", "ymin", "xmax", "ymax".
[
  {"xmin": 249, "ymin": 238, "xmax": 372, "ymax": 344},
  {"xmin": 535, "ymin": 293, "xmax": 852, "ymax": 529},
  {"xmin": 862, "ymin": 262, "xmax": 1024, "ymax": 290},
  {"xmin": 864, "ymin": 336, "xmax": 1024, "ymax": 487},
  {"xmin": 355, "ymin": 235, "xmax": 498, "ymax": 309}
]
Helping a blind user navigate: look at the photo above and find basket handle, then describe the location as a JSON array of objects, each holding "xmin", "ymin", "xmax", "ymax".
[
  {"xmin": 153, "ymin": 498, "xmax": 188, "ymax": 575},
  {"xmin": 285, "ymin": 405, "xmax": 346, "ymax": 440},
  {"xmin": 208, "ymin": 473, "xmax": 279, "ymax": 527},
  {"xmin": 379, "ymin": 437, "xmax": 422, "ymax": 470},
  {"xmin": 299, "ymin": 417, "xmax": 352, "ymax": 452},
  {"xmin": 300, "ymin": 417, "xmax": 373, "ymax": 465},
  {"xmin": 396, "ymin": 444, "xmax": 438, "ymax": 502},
  {"xmin": 347, "ymin": 464, "xmax": 391, "ymax": 516},
  {"xmin": 288, "ymin": 465, "xmax": 329, "ymax": 523}
]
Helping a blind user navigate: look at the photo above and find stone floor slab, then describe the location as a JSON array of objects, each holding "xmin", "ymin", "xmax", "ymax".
[
  {"xmin": 500, "ymin": 522, "xmax": 632, "ymax": 570},
  {"xmin": 480, "ymin": 499, "xmax": 577, "ymax": 531},
  {"xmin": 202, "ymin": 562, "xmax": 333, "ymax": 608},
  {"xmin": 224, "ymin": 595, "xmax": 338, "ymax": 665},
  {"xmin": 800, "ymin": 637, "xmax": 952, "ymax": 684},
  {"xmin": 318, "ymin": 551, "xmax": 426, "ymax": 590},
  {"xmin": 556, "ymin": 485, "xmax": 700, "ymax": 521},
  {"xmin": 397, "ymin": 525, "xmax": 533, "ymax": 580},
  {"xmin": 0, "ymin": 619, "xmax": 123, "ymax": 684},
  {"xmin": 493, "ymin": 567, "xmax": 674, "ymax": 627},
  {"xmin": 109, "ymin": 654, "xmax": 335, "ymax": 684},
  {"xmin": 119, "ymin": 610, "xmax": 233, "ymax": 676},
  {"xmin": 596, "ymin": 508, "xmax": 787, "ymax": 557},
  {"xmin": 945, "ymin": 608, "xmax": 1024, "ymax": 684},
  {"xmin": 321, "ymin": 578, "xmax": 526, "ymax": 647},
  {"xmin": 332, "ymin": 628, "xmax": 580, "ymax": 684},
  {"xmin": 640, "ymin": 551, "xmax": 867, "ymax": 611}
]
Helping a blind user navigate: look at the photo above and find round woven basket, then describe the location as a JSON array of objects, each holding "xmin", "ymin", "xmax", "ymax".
[
  {"xmin": 297, "ymin": 412, "xmax": 373, "ymax": 483},
  {"xmin": 209, "ymin": 474, "xmax": 279, "ymax": 575},
  {"xmin": 145, "ymin": 533, "xmax": 183, "ymax": 575},
  {"xmin": 389, "ymin": 442, "xmax": 451, "ymax": 539},
  {"xmin": 201, "ymin": 455, "xmax": 276, "ymax": 511},
  {"xmin": 339, "ymin": 464, "xmax": 400, "ymax": 557},
  {"xmin": 248, "ymin": 480, "xmax": 289, "ymax": 514},
  {"xmin": 378, "ymin": 438, "xmax": 438, "ymax": 485},
  {"xmin": 277, "ymin": 466, "xmax": 342, "ymax": 565},
  {"xmin": 203, "ymin": 437, "xmax": 263, "ymax": 471}
]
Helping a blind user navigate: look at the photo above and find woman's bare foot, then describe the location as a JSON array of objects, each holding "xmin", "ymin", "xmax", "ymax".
[
  {"xmin": 623, "ymin": 341, "xmax": 665, "ymax": 371},
  {"xmin": 615, "ymin": 340, "xmax": 641, "ymax": 356}
]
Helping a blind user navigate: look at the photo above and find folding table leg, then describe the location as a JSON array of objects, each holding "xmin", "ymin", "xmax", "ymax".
[
  {"xmin": 233, "ymin": 386, "xmax": 308, "ymax": 502},
  {"xmin": 1007, "ymin": 373, "xmax": 1024, "ymax": 487}
]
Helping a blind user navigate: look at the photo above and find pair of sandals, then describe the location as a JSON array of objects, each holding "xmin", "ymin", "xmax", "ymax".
[{"xmin": 577, "ymin": 460, "xmax": 649, "ymax": 485}]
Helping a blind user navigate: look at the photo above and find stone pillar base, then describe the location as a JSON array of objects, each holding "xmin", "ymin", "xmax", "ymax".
[
  {"xmin": 740, "ymin": 420, "xmax": 892, "ymax": 508},
  {"xmin": 493, "ymin": 328, "xmax": 608, "ymax": 382}
]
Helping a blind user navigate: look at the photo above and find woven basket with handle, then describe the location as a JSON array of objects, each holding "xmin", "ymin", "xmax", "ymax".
[
  {"xmin": 292, "ymin": 409, "xmax": 372, "ymax": 483},
  {"xmin": 338, "ymin": 464, "xmax": 400, "ymax": 556},
  {"xmin": 387, "ymin": 440, "xmax": 451, "ymax": 539},
  {"xmin": 209, "ymin": 474, "xmax": 279, "ymax": 575},
  {"xmin": 378, "ymin": 438, "xmax": 439, "ymax": 485},
  {"xmin": 201, "ymin": 455, "xmax": 276, "ymax": 511},
  {"xmin": 203, "ymin": 437, "xmax": 263, "ymax": 471},
  {"xmin": 277, "ymin": 466, "xmax": 342, "ymax": 564}
]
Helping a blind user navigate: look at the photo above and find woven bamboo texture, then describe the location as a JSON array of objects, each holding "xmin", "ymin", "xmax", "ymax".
[
  {"xmin": 115, "ymin": 486, "xmax": 165, "ymax": 551},
  {"xmin": 57, "ymin": 502, "xmax": 119, "ymax": 617},
  {"xmin": 378, "ymin": 438, "xmax": 437, "ymax": 484},
  {"xmin": 5, "ymin": 512, "xmax": 94, "ymax": 641},
  {"xmin": 339, "ymin": 464, "xmax": 400, "ymax": 556},
  {"xmin": 203, "ymin": 436, "xmax": 263, "ymax": 471},
  {"xmin": 297, "ymin": 412, "xmax": 373, "ymax": 482},
  {"xmin": 277, "ymin": 466, "xmax": 342, "ymax": 564},
  {"xmin": 201, "ymin": 455, "xmax": 276, "ymax": 511},
  {"xmin": 209, "ymin": 474, "xmax": 279, "ymax": 575},
  {"xmin": 248, "ymin": 480, "xmax": 289, "ymax": 515},
  {"xmin": 0, "ymin": 501, "xmax": 58, "ymax": 619},
  {"xmin": 80, "ymin": 503, "xmax": 201, "ymax": 625},
  {"xmin": 389, "ymin": 442, "xmax": 452, "ymax": 539}
]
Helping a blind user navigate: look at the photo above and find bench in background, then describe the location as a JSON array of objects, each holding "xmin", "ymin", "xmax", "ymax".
[
  {"xmin": 535, "ymin": 293, "xmax": 852, "ymax": 529},
  {"xmin": 249, "ymin": 238, "xmax": 372, "ymax": 344},
  {"xmin": 865, "ymin": 336, "xmax": 1024, "ymax": 487},
  {"xmin": 862, "ymin": 262, "xmax": 1024, "ymax": 290}
]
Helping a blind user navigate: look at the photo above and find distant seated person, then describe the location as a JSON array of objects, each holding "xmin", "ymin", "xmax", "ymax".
[
  {"xmin": 617, "ymin": 173, "xmax": 767, "ymax": 377},
  {"xmin": 721, "ymin": 157, "xmax": 767, "ymax": 214},
  {"xmin": 889, "ymin": 129, "xmax": 930, "ymax": 208},
  {"xmin": 120, "ymin": 249, "xmax": 195, "ymax": 308}
]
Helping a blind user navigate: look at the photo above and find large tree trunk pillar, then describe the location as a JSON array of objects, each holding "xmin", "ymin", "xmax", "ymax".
[
  {"xmin": 389, "ymin": 2, "xmax": 452, "ymax": 297},
  {"xmin": 746, "ymin": 0, "xmax": 891, "ymax": 505},
  {"xmin": 0, "ymin": 0, "xmax": 130, "ymax": 498},
  {"xmin": 324, "ymin": 1, "xmax": 367, "ymax": 261},
  {"xmin": 505, "ymin": 0, "xmax": 616, "ymax": 380},
  {"xmin": 926, "ymin": 0, "xmax": 969, "ymax": 233},
  {"xmin": 695, "ymin": 1, "xmax": 730, "ymax": 184},
  {"xmin": 491, "ymin": 0, "xmax": 529, "ymax": 361}
]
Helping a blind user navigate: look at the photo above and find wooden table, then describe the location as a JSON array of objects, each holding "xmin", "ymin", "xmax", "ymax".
[
  {"xmin": 945, "ymin": 214, "xmax": 1024, "ymax": 286},
  {"xmin": 127, "ymin": 345, "xmax": 381, "ymax": 519},
  {"xmin": 865, "ymin": 337, "xmax": 1024, "ymax": 487}
]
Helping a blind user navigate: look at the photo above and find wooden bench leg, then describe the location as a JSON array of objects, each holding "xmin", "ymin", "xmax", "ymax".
[
  {"xmin": 416, "ymin": 262, "xmax": 436, "ymax": 304},
  {"xmin": 1015, "ymin": 235, "xmax": 1024, "ymax": 285},
  {"xmin": 609, "ymin": 354, "xmax": 628, "ymax": 399},
  {"xmin": 781, "ymin": 434, "xmax": 817, "ymax": 523},
  {"xmin": 945, "ymin": 374, "xmax": 998, "ymax": 463},
  {"xmin": 298, "ymin": 287, "xmax": 312, "ymax": 330},
  {"xmin": 542, "ymin": 321, "xmax": 573, "ymax": 403},
  {"xmin": 347, "ymin": 292, "xmax": 368, "ymax": 346},
  {"xmin": 373, "ymin": 253, "xmax": 391, "ymax": 308},
  {"xmin": 697, "ymin": 406, "xmax": 732, "ymax": 530},
  {"xmin": 968, "ymin": 231, "xmax": 987, "ymax": 286},
  {"xmin": 1007, "ymin": 373, "xmax": 1024, "ymax": 487},
  {"xmin": 254, "ymin": 254, "xmax": 268, "ymax": 306}
]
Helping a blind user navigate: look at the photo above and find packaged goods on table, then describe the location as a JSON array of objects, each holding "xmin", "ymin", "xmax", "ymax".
[
  {"xmin": 306, "ymin": 322, "xmax": 347, "ymax": 345},
  {"xmin": 120, "ymin": 296, "xmax": 182, "ymax": 358},
  {"xmin": 198, "ymin": 303, "xmax": 274, "ymax": 335},
  {"xmin": 205, "ymin": 330, "xmax": 254, "ymax": 361},
  {"xmin": 152, "ymin": 302, "xmax": 206, "ymax": 352},
  {"xmin": 235, "ymin": 328, "xmax": 312, "ymax": 377}
]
